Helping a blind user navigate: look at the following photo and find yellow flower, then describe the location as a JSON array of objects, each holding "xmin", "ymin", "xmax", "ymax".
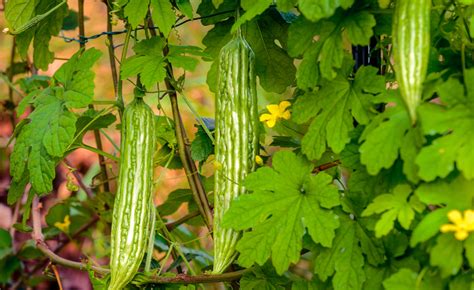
[
  {"xmin": 259, "ymin": 101, "xmax": 291, "ymax": 128},
  {"xmin": 255, "ymin": 155, "xmax": 264, "ymax": 166},
  {"xmin": 440, "ymin": 209, "xmax": 474, "ymax": 241},
  {"xmin": 54, "ymin": 215, "xmax": 71, "ymax": 233}
]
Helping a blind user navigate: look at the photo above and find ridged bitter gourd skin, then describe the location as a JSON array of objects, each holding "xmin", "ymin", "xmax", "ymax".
[
  {"xmin": 392, "ymin": 0, "xmax": 431, "ymax": 123},
  {"xmin": 109, "ymin": 98, "xmax": 156, "ymax": 289},
  {"xmin": 213, "ymin": 34, "xmax": 259, "ymax": 274}
]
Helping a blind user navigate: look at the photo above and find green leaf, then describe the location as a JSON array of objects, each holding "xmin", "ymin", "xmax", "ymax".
[
  {"xmin": 245, "ymin": 11, "xmax": 296, "ymax": 93},
  {"xmin": 231, "ymin": 0, "xmax": 273, "ymax": 32},
  {"xmin": 7, "ymin": 168, "xmax": 29, "ymax": 205},
  {"xmin": 415, "ymin": 176, "xmax": 474, "ymax": 209},
  {"xmin": 222, "ymin": 151, "xmax": 340, "ymax": 274},
  {"xmin": 382, "ymin": 268, "xmax": 418, "ymax": 290},
  {"xmin": 42, "ymin": 107, "xmax": 76, "ymax": 156},
  {"xmin": 204, "ymin": 11, "xmax": 296, "ymax": 93},
  {"xmin": 319, "ymin": 28, "xmax": 344, "ymax": 80},
  {"xmin": 9, "ymin": 50, "xmax": 100, "ymax": 194},
  {"xmin": 212, "ymin": 0, "xmax": 224, "ymax": 9},
  {"xmin": 0, "ymin": 256, "xmax": 21, "ymax": 283},
  {"xmin": 293, "ymin": 66, "xmax": 385, "ymax": 160},
  {"xmin": 355, "ymin": 222, "xmax": 385, "ymax": 265},
  {"xmin": 296, "ymin": 42, "xmax": 321, "ymax": 90},
  {"xmin": 363, "ymin": 265, "xmax": 389, "ymax": 290},
  {"xmin": 362, "ymin": 184, "xmax": 422, "ymax": 237},
  {"xmin": 17, "ymin": 240, "xmax": 43, "ymax": 260},
  {"xmin": 75, "ymin": 110, "xmax": 117, "ymax": 133},
  {"xmin": 54, "ymin": 48, "xmax": 102, "ymax": 108},
  {"xmin": 416, "ymin": 75, "xmax": 474, "ymax": 181},
  {"xmin": 123, "ymin": 0, "xmax": 150, "ymax": 28},
  {"xmin": 4, "ymin": 0, "xmax": 36, "ymax": 31},
  {"xmin": 0, "ymin": 229, "xmax": 13, "ymax": 260},
  {"xmin": 121, "ymin": 37, "xmax": 167, "ymax": 90},
  {"xmin": 383, "ymin": 230, "xmax": 408, "ymax": 258},
  {"xmin": 410, "ymin": 208, "xmax": 449, "ymax": 247},
  {"xmin": 176, "ymin": 0, "xmax": 193, "ymax": 19},
  {"xmin": 276, "ymin": 0, "xmax": 297, "ymax": 12},
  {"xmin": 151, "ymin": 0, "xmax": 176, "ymax": 37},
  {"xmin": 314, "ymin": 217, "xmax": 365, "ymax": 290},
  {"xmin": 191, "ymin": 125, "xmax": 214, "ymax": 162},
  {"xmin": 154, "ymin": 116, "xmax": 176, "ymax": 145},
  {"xmin": 167, "ymin": 45, "xmax": 205, "ymax": 71},
  {"xmin": 240, "ymin": 264, "xmax": 289, "ymax": 289},
  {"xmin": 359, "ymin": 99, "xmax": 422, "ymax": 180},
  {"xmin": 18, "ymin": 0, "xmax": 69, "ymax": 70},
  {"xmin": 61, "ymin": 9, "xmax": 80, "ymax": 30},
  {"xmin": 464, "ymin": 234, "xmax": 474, "ymax": 268},
  {"xmin": 196, "ymin": 0, "xmax": 237, "ymax": 26},
  {"xmin": 343, "ymin": 11, "xmax": 376, "ymax": 46},
  {"xmin": 298, "ymin": 0, "xmax": 354, "ymax": 22},
  {"xmin": 287, "ymin": 16, "xmax": 319, "ymax": 57},
  {"xmin": 157, "ymin": 189, "xmax": 193, "ymax": 216},
  {"xmin": 449, "ymin": 272, "xmax": 474, "ymax": 290},
  {"xmin": 430, "ymin": 234, "xmax": 463, "ymax": 277}
]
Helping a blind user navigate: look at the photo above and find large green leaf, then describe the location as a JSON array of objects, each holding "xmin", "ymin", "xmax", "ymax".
[{"xmin": 222, "ymin": 151, "xmax": 340, "ymax": 274}]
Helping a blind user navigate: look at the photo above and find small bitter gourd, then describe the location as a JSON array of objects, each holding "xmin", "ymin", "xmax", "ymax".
[
  {"xmin": 109, "ymin": 97, "xmax": 156, "ymax": 289},
  {"xmin": 392, "ymin": 0, "xmax": 431, "ymax": 124},
  {"xmin": 213, "ymin": 32, "xmax": 259, "ymax": 274}
]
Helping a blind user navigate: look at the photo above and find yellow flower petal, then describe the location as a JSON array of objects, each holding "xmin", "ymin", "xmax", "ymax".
[
  {"xmin": 255, "ymin": 155, "xmax": 263, "ymax": 166},
  {"xmin": 440, "ymin": 224, "xmax": 458, "ymax": 233},
  {"xmin": 280, "ymin": 110, "xmax": 291, "ymax": 120},
  {"xmin": 259, "ymin": 113, "xmax": 273, "ymax": 122},
  {"xmin": 266, "ymin": 104, "xmax": 280, "ymax": 115},
  {"xmin": 54, "ymin": 215, "xmax": 71, "ymax": 233},
  {"xmin": 448, "ymin": 210, "xmax": 463, "ymax": 224},
  {"xmin": 465, "ymin": 210, "xmax": 474, "ymax": 231},
  {"xmin": 465, "ymin": 210, "xmax": 474, "ymax": 223},
  {"xmin": 454, "ymin": 230, "xmax": 469, "ymax": 241},
  {"xmin": 266, "ymin": 117, "xmax": 277, "ymax": 128},
  {"xmin": 278, "ymin": 101, "xmax": 291, "ymax": 112}
]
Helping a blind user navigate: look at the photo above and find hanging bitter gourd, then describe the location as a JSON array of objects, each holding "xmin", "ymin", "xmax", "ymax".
[
  {"xmin": 213, "ymin": 32, "xmax": 259, "ymax": 274},
  {"xmin": 392, "ymin": 0, "xmax": 431, "ymax": 124},
  {"xmin": 109, "ymin": 97, "xmax": 156, "ymax": 289}
]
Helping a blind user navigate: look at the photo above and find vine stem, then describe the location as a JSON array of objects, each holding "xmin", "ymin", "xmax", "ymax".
[
  {"xmin": 79, "ymin": 143, "xmax": 119, "ymax": 162},
  {"xmin": 312, "ymin": 160, "xmax": 341, "ymax": 174},
  {"xmin": 31, "ymin": 196, "xmax": 245, "ymax": 284},
  {"xmin": 145, "ymin": 18, "xmax": 213, "ymax": 232},
  {"xmin": 168, "ymin": 92, "xmax": 213, "ymax": 232},
  {"xmin": 78, "ymin": 0, "xmax": 110, "ymax": 192},
  {"xmin": 51, "ymin": 264, "xmax": 64, "ymax": 290},
  {"xmin": 31, "ymin": 196, "xmax": 109, "ymax": 274},
  {"xmin": 7, "ymin": 38, "xmax": 16, "ymax": 127},
  {"xmin": 165, "ymin": 210, "xmax": 200, "ymax": 231},
  {"xmin": 145, "ymin": 269, "xmax": 248, "ymax": 284},
  {"xmin": 105, "ymin": 0, "xmax": 119, "ymax": 97}
]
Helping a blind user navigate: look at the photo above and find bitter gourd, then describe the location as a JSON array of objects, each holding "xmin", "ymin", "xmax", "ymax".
[
  {"xmin": 392, "ymin": 0, "xmax": 431, "ymax": 124},
  {"xmin": 109, "ymin": 97, "xmax": 156, "ymax": 289},
  {"xmin": 213, "ymin": 33, "xmax": 258, "ymax": 274}
]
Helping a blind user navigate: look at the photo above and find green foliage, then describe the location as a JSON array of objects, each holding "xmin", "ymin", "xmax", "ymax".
[
  {"xmin": 416, "ymin": 73, "xmax": 474, "ymax": 181},
  {"xmin": 121, "ymin": 37, "xmax": 204, "ymax": 90},
  {"xmin": 6, "ymin": 0, "xmax": 68, "ymax": 69},
  {"xmin": 293, "ymin": 65, "xmax": 385, "ymax": 160},
  {"xmin": 223, "ymin": 151, "xmax": 340, "ymax": 273},
  {"xmin": 9, "ymin": 48, "xmax": 101, "ymax": 196},
  {"xmin": 203, "ymin": 10, "xmax": 296, "ymax": 93},
  {"xmin": 190, "ymin": 125, "xmax": 214, "ymax": 163},
  {"xmin": 362, "ymin": 184, "xmax": 424, "ymax": 237},
  {"xmin": 3, "ymin": 0, "xmax": 474, "ymax": 288}
]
